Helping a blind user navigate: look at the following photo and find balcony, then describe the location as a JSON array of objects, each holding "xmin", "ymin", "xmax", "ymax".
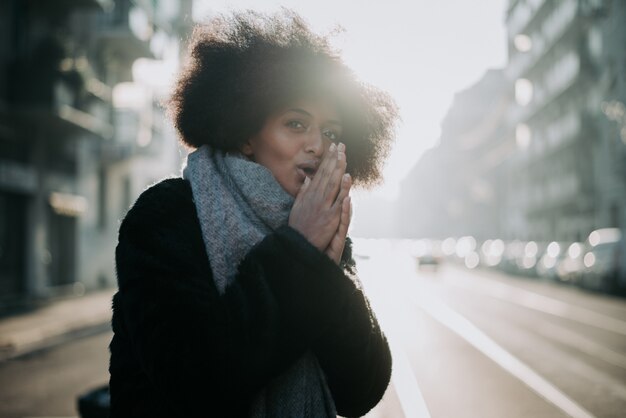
[
  {"xmin": 95, "ymin": 2, "xmax": 155, "ymax": 82},
  {"xmin": 4, "ymin": 33, "xmax": 118, "ymax": 135},
  {"xmin": 507, "ymin": 0, "xmax": 578, "ymax": 80},
  {"xmin": 506, "ymin": 0, "xmax": 548, "ymax": 40},
  {"xmin": 28, "ymin": 0, "xmax": 114, "ymax": 13},
  {"xmin": 95, "ymin": 30, "xmax": 153, "ymax": 82},
  {"xmin": 509, "ymin": 52, "xmax": 581, "ymax": 127}
]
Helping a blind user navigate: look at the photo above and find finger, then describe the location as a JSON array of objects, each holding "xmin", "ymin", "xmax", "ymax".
[
  {"xmin": 323, "ymin": 143, "xmax": 347, "ymax": 203},
  {"xmin": 332, "ymin": 172, "xmax": 351, "ymax": 210},
  {"xmin": 328, "ymin": 195, "xmax": 351, "ymax": 262},
  {"xmin": 346, "ymin": 195, "xmax": 352, "ymax": 223},
  {"xmin": 337, "ymin": 195, "xmax": 351, "ymax": 239},
  {"xmin": 293, "ymin": 175, "xmax": 311, "ymax": 205},
  {"xmin": 310, "ymin": 142, "xmax": 336, "ymax": 188},
  {"xmin": 327, "ymin": 243, "xmax": 342, "ymax": 265},
  {"xmin": 326, "ymin": 231, "xmax": 345, "ymax": 265},
  {"xmin": 312, "ymin": 142, "xmax": 339, "ymax": 194},
  {"xmin": 326, "ymin": 202, "xmax": 350, "ymax": 264}
]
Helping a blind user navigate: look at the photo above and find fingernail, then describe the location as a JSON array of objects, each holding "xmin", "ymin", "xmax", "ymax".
[
  {"xmin": 304, "ymin": 176, "xmax": 310, "ymax": 185},
  {"xmin": 338, "ymin": 151, "xmax": 344, "ymax": 161},
  {"xmin": 329, "ymin": 143, "xmax": 336, "ymax": 152},
  {"xmin": 338, "ymin": 142, "xmax": 345, "ymax": 152},
  {"xmin": 343, "ymin": 173, "xmax": 350, "ymax": 182}
]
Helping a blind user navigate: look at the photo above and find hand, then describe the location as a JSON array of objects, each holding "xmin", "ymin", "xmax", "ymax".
[
  {"xmin": 325, "ymin": 177, "xmax": 352, "ymax": 265},
  {"xmin": 289, "ymin": 142, "xmax": 348, "ymax": 252}
]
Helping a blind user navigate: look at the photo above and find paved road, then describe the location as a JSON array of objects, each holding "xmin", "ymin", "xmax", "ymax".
[
  {"xmin": 0, "ymin": 331, "xmax": 111, "ymax": 418},
  {"xmin": 357, "ymin": 242, "xmax": 626, "ymax": 418},
  {"xmin": 1, "ymin": 242, "xmax": 625, "ymax": 418}
]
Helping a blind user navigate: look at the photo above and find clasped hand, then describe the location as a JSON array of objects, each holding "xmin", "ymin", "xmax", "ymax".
[{"xmin": 288, "ymin": 142, "xmax": 352, "ymax": 265}]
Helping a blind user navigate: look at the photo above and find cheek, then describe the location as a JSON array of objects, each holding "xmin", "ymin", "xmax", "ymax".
[
  {"xmin": 269, "ymin": 136, "xmax": 301, "ymax": 162},
  {"xmin": 254, "ymin": 139, "xmax": 300, "ymax": 179}
]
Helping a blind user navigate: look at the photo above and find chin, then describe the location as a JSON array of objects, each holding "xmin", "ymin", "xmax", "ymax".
[
  {"xmin": 287, "ymin": 186, "xmax": 299, "ymax": 197},
  {"xmin": 287, "ymin": 181, "xmax": 304, "ymax": 197}
]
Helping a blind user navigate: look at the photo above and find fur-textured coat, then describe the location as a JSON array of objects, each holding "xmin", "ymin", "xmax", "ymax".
[{"xmin": 108, "ymin": 178, "xmax": 392, "ymax": 417}]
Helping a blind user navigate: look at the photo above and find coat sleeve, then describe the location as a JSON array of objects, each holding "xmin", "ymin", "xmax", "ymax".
[
  {"xmin": 112, "ymin": 180, "xmax": 390, "ymax": 417},
  {"xmin": 309, "ymin": 239, "xmax": 392, "ymax": 418}
]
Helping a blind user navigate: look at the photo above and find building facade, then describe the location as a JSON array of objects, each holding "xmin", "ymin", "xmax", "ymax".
[
  {"xmin": 505, "ymin": 0, "xmax": 626, "ymax": 242},
  {"xmin": 0, "ymin": 0, "xmax": 191, "ymax": 312},
  {"xmin": 396, "ymin": 69, "xmax": 513, "ymax": 240},
  {"xmin": 398, "ymin": 0, "xmax": 626, "ymax": 245}
]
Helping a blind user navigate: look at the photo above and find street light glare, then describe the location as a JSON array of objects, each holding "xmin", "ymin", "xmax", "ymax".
[{"xmin": 514, "ymin": 34, "xmax": 532, "ymax": 52}]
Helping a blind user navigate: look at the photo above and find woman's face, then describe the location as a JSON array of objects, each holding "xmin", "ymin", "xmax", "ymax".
[{"xmin": 242, "ymin": 98, "xmax": 343, "ymax": 197}]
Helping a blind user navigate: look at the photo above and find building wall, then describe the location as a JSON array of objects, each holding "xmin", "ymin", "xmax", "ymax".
[
  {"xmin": 398, "ymin": 0, "xmax": 625, "ymax": 247},
  {"xmin": 505, "ymin": 0, "xmax": 626, "ymax": 243},
  {"xmin": 0, "ymin": 0, "xmax": 191, "ymax": 311},
  {"xmin": 396, "ymin": 69, "xmax": 512, "ymax": 240}
]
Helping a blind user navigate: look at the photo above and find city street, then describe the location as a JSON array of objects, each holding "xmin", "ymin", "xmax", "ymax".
[
  {"xmin": 2, "ymin": 1, "xmax": 625, "ymax": 417},
  {"xmin": 358, "ymin": 242, "xmax": 626, "ymax": 418},
  {"xmin": 1, "ymin": 242, "xmax": 625, "ymax": 418},
  {"xmin": 0, "ymin": 331, "xmax": 111, "ymax": 418}
]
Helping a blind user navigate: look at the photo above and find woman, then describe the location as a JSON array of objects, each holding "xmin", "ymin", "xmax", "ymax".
[{"xmin": 109, "ymin": 10, "xmax": 398, "ymax": 418}]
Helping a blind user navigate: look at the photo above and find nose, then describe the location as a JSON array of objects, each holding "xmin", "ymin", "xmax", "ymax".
[{"xmin": 304, "ymin": 129, "xmax": 326, "ymax": 157}]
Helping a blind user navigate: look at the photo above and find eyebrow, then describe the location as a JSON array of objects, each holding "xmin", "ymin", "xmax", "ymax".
[{"xmin": 286, "ymin": 108, "xmax": 343, "ymax": 126}]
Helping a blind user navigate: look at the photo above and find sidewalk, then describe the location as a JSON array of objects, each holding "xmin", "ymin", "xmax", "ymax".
[{"xmin": 0, "ymin": 289, "xmax": 115, "ymax": 362}]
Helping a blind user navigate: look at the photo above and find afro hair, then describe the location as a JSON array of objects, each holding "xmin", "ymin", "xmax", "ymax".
[{"xmin": 167, "ymin": 10, "xmax": 398, "ymax": 187}]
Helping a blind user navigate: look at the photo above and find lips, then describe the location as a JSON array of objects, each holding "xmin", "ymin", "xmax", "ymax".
[{"xmin": 296, "ymin": 161, "xmax": 319, "ymax": 179}]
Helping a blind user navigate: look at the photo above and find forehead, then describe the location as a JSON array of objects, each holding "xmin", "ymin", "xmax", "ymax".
[{"xmin": 276, "ymin": 97, "xmax": 341, "ymax": 122}]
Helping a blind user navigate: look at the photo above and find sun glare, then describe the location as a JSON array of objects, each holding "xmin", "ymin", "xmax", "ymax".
[{"xmin": 192, "ymin": 0, "xmax": 507, "ymax": 201}]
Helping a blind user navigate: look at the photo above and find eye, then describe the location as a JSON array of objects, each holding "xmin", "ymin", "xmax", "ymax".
[
  {"xmin": 286, "ymin": 120, "xmax": 306, "ymax": 130},
  {"xmin": 323, "ymin": 129, "xmax": 340, "ymax": 141}
]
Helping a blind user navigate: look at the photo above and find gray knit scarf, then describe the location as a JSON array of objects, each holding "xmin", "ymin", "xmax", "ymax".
[{"xmin": 182, "ymin": 145, "xmax": 337, "ymax": 418}]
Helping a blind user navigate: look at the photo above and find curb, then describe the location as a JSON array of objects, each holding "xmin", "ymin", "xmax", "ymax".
[
  {"xmin": 0, "ymin": 289, "xmax": 114, "ymax": 362},
  {"xmin": 0, "ymin": 321, "xmax": 112, "ymax": 362}
]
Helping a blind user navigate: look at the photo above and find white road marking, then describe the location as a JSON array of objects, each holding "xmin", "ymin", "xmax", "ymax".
[
  {"xmin": 358, "ymin": 255, "xmax": 432, "ymax": 418},
  {"xmin": 448, "ymin": 272, "xmax": 626, "ymax": 336},
  {"xmin": 412, "ymin": 290, "xmax": 598, "ymax": 418},
  {"xmin": 438, "ymin": 271, "xmax": 626, "ymax": 369},
  {"xmin": 388, "ymin": 339, "xmax": 432, "ymax": 418},
  {"xmin": 448, "ymin": 292, "xmax": 626, "ymax": 401}
]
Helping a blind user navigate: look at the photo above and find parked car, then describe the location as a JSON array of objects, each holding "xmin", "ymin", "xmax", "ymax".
[
  {"xmin": 441, "ymin": 237, "xmax": 457, "ymax": 259},
  {"xmin": 537, "ymin": 241, "xmax": 569, "ymax": 280},
  {"xmin": 556, "ymin": 242, "xmax": 585, "ymax": 284},
  {"xmin": 454, "ymin": 236, "xmax": 476, "ymax": 263},
  {"xmin": 479, "ymin": 239, "xmax": 505, "ymax": 268},
  {"xmin": 412, "ymin": 239, "xmax": 443, "ymax": 269},
  {"xmin": 580, "ymin": 228, "xmax": 624, "ymax": 293},
  {"xmin": 500, "ymin": 240, "xmax": 525, "ymax": 275},
  {"xmin": 516, "ymin": 241, "xmax": 547, "ymax": 277}
]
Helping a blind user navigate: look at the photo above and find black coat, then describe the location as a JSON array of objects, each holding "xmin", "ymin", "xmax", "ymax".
[{"xmin": 108, "ymin": 178, "xmax": 392, "ymax": 417}]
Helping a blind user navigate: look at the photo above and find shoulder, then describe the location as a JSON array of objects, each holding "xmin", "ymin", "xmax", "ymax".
[
  {"xmin": 115, "ymin": 177, "xmax": 210, "ymax": 285},
  {"xmin": 129, "ymin": 177, "xmax": 192, "ymax": 214},
  {"xmin": 118, "ymin": 177, "xmax": 197, "ymax": 238}
]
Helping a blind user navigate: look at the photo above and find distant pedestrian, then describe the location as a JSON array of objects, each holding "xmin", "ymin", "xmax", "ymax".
[{"xmin": 109, "ymin": 9, "xmax": 397, "ymax": 418}]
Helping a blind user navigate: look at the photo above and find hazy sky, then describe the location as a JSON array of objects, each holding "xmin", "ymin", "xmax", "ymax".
[{"xmin": 191, "ymin": 0, "xmax": 508, "ymax": 199}]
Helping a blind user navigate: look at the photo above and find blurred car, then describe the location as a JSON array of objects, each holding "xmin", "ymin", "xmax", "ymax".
[
  {"xmin": 441, "ymin": 237, "xmax": 457, "ymax": 260},
  {"xmin": 580, "ymin": 228, "xmax": 624, "ymax": 293},
  {"xmin": 411, "ymin": 239, "xmax": 443, "ymax": 269},
  {"xmin": 536, "ymin": 241, "xmax": 569, "ymax": 280},
  {"xmin": 479, "ymin": 239, "xmax": 505, "ymax": 268},
  {"xmin": 500, "ymin": 240, "xmax": 525, "ymax": 275},
  {"xmin": 556, "ymin": 242, "xmax": 585, "ymax": 284},
  {"xmin": 454, "ymin": 236, "xmax": 477, "ymax": 265},
  {"xmin": 515, "ymin": 241, "xmax": 547, "ymax": 277}
]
